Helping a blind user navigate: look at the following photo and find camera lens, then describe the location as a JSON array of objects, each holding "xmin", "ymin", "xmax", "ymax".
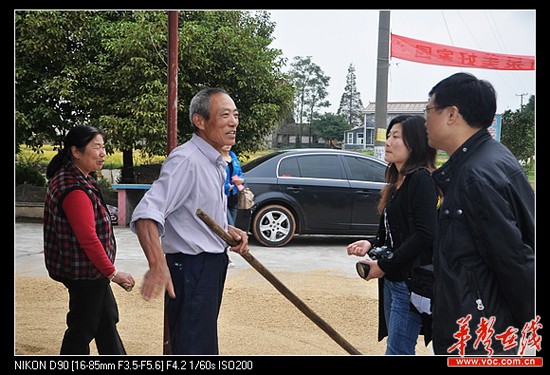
[{"xmin": 356, "ymin": 262, "xmax": 370, "ymax": 279}]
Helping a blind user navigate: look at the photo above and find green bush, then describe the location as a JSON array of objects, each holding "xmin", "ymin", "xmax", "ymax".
[
  {"xmin": 96, "ymin": 177, "xmax": 118, "ymax": 206},
  {"xmin": 16, "ymin": 164, "xmax": 46, "ymax": 186}
]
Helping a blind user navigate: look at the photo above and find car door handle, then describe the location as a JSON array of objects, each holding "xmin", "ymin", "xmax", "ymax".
[
  {"xmin": 286, "ymin": 187, "xmax": 303, "ymax": 192},
  {"xmin": 356, "ymin": 190, "xmax": 372, "ymax": 196}
]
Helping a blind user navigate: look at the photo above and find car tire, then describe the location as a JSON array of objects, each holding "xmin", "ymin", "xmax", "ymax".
[{"xmin": 252, "ymin": 204, "xmax": 296, "ymax": 247}]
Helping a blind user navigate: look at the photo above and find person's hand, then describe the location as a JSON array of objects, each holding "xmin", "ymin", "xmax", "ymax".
[
  {"xmin": 358, "ymin": 259, "xmax": 385, "ymax": 281},
  {"xmin": 141, "ymin": 263, "xmax": 175, "ymax": 301},
  {"xmin": 227, "ymin": 225, "xmax": 249, "ymax": 255},
  {"xmin": 346, "ymin": 240, "xmax": 371, "ymax": 257},
  {"xmin": 231, "ymin": 175, "xmax": 244, "ymax": 186},
  {"xmin": 111, "ymin": 270, "xmax": 136, "ymax": 292}
]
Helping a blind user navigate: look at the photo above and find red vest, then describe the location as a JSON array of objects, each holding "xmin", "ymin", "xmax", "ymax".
[{"xmin": 43, "ymin": 161, "xmax": 116, "ymax": 281}]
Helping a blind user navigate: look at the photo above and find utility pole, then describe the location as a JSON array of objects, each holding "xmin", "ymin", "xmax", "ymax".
[
  {"xmin": 373, "ymin": 10, "xmax": 390, "ymax": 161},
  {"xmin": 516, "ymin": 93, "xmax": 528, "ymax": 108},
  {"xmin": 167, "ymin": 11, "xmax": 178, "ymax": 155},
  {"xmin": 164, "ymin": 10, "xmax": 178, "ymax": 356}
]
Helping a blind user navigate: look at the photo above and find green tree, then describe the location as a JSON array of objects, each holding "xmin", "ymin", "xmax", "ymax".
[
  {"xmin": 16, "ymin": 10, "xmax": 294, "ymax": 169},
  {"xmin": 288, "ymin": 56, "xmax": 330, "ymax": 147},
  {"xmin": 337, "ymin": 63, "xmax": 364, "ymax": 128},
  {"xmin": 312, "ymin": 113, "xmax": 351, "ymax": 147},
  {"xmin": 15, "ymin": 11, "xmax": 106, "ymax": 152},
  {"xmin": 501, "ymin": 94, "xmax": 535, "ymax": 166},
  {"xmin": 94, "ymin": 11, "xmax": 169, "ymax": 180},
  {"xmin": 176, "ymin": 11, "xmax": 294, "ymax": 153}
]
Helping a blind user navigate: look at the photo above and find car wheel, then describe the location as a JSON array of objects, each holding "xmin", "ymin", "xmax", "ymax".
[{"xmin": 252, "ymin": 205, "xmax": 296, "ymax": 247}]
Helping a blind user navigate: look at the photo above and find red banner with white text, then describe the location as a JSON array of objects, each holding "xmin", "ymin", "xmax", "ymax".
[{"xmin": 390, "ymin": 33, "xmax": 535, "ymax": 71}]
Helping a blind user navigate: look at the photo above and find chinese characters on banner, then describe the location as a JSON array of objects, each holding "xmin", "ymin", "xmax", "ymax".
[{"xmin": 390, "ymin": 33, "xmax": 535, "ymax": 71}]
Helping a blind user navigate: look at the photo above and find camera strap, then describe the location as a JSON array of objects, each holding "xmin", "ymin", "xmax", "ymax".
[{"xmin": 383, "ymin": 208, "xmax": 394, "ymax": 249}]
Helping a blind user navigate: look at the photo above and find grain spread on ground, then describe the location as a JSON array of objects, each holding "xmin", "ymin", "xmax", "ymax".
[{"xmin": 15, "ymin": 268, "xmax": 432, "ymax": 356}]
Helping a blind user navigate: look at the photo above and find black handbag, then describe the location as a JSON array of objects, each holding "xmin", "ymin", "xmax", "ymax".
[
  {"xmin": 408, "ymin": 264, "xmax": 434, "ymax": 299},
  {"xmin": 408, "ymin": 264, "xmax": 434, "ymax": 316}
]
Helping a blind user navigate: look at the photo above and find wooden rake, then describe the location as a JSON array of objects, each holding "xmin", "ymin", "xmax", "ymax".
[{"xmin": 189, "ymin": 208, "xmax": 362, "ymax": 355}]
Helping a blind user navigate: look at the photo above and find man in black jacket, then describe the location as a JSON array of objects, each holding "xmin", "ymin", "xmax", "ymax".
[{"xmin": 425, "ymin": 72, "xmax": 535, "ymax": 356}]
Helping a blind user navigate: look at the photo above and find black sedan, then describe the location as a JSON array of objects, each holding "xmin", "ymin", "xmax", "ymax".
[{"xmin": 235, "ymin": 148, "xmax": 387, "ymax": 247}]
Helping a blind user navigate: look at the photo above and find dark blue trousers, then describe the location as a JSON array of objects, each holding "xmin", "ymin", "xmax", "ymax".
[{"xmin": 165, "ymin": 251, "xmax": 229, "ymax": 355}]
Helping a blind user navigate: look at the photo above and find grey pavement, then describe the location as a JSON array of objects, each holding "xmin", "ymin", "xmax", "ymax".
[{"xmin": 15, "ymin": 222, "xmax": 365, "ymax": 279}]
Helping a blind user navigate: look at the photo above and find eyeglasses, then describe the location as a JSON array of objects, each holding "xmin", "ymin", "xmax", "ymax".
[
  {"xmin": 423, "ymin": 106, "xmax": 441, "ymax": 115},
  {"xmin": 424, "ymin": 105, "xmax": 449, "ymax": 116}
]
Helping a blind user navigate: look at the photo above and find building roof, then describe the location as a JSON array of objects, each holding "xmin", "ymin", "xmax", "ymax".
[{"xmin": 363, "ymin": 101, "xmax": 428, "ymax": 113}]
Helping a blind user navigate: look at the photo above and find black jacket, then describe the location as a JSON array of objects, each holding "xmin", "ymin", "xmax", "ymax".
[
  {"xmin": 369, "ymin": 167, "xmax": 438, "ymax": 345},
  {"xmin": 431, "ymin": 129, "xmax": 535, "ymax": 355}
]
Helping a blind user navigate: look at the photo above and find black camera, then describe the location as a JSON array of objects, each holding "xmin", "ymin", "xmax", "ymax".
[{"xmin": 356, "ymin": 246, "xmax": 394, "ymax": 279}]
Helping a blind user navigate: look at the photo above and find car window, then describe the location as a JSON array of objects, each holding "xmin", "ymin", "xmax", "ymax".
[
  {"xmin": 344, "ymin": 155, "xmax": 386, "ymax": 182},
  {"xmin": 279, "ymin": 154, "xmax": 343, "ymax": 179},
  {"xmin": 279, "ymin": 156, "xmax": 300, "ymax": 177}
]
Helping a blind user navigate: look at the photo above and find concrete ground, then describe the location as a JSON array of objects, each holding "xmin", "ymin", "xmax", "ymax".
[{"xmin": 15, "ymin": 222, "xmax": 366, "ymax": 279}]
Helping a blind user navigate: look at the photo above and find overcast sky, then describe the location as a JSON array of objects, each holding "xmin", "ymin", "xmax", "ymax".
[{"xmin": 268, "ymin": 9, "xmax": 536, "ymax": 114}]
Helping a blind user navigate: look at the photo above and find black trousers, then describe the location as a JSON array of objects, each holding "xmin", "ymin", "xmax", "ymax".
[
  {"xmin": 165, "ymin": 251, "xmax": 229, "ymax": 355},
  {"xmin": 60, "ymin": 279, "xmax": 126, "ymax": 355}
]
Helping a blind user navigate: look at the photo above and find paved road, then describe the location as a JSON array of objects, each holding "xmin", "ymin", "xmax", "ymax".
[{"xmin": 15, "ymin": 222, "xmax": 368, "ymax": 279}]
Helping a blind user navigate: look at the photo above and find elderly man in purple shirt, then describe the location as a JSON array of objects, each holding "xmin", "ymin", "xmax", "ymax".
[{"xmin": 131, "ymin": 87, "xmax": 249, "ymax": 355}]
